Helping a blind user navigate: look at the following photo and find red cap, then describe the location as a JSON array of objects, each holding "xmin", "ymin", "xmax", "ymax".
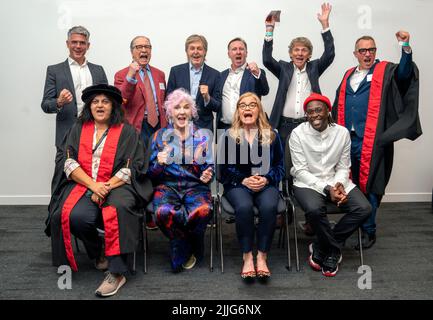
[{"xmin": 303, "ymin": 93, "xmax": 332, "ymax": 112}]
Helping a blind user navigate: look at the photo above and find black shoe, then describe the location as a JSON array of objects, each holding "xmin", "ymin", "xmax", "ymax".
[
  {"xmin": 299, "ymin": 221, "xmax": 315, "ymax": 236},
  {"xmin": 308, "ymin": 243, "xmax": 326, "ymax": 271},
  {"xmin": 355, "ymin": 232, "xmax": 376, "ymax": 250},
  {"xmin": 321, "ymin": 251, "xmax": 343, "ymax": 277},
  {"xmin": 225, "ymin": 216, "xmax": 236, "ymax": 224}
]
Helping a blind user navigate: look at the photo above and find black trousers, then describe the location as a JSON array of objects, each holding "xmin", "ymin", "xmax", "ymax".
[
  {"xmin": 225, "ymin": 186, "xmax": 279, "ymax": 253},
  {"xmin": 277, "ymin": 117, "xmax": 305, "ymax": 149},
  {"xmin": 69, "ymin": 195, "xmax": 129, "ymax": 275},
  {"xmin": 293, "ymin": 186, "xmax": 372, "ymax": 254},
  {"xmin": 141, "ymin": 119, "xmax": 161, "ymax": 148}
]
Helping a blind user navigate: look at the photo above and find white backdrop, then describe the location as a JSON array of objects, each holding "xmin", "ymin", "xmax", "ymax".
[{"xmin": 0, "ymin": 0, "xmax": 431, "ymax": 204}]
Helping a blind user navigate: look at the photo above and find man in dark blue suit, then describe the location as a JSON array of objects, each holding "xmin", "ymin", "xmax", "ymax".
[
  {"xmin": 217, "ymin": 37, "xmax": 269, "ymax": 130},
  {"xmin": 167, "ymin": 34, "xmax": 221, "ymax": 132},
  {"xmin": 263, "ymin": 3, "xmax": 334, "ymax": 147}
]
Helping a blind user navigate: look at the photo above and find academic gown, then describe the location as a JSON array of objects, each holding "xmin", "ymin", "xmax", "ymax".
[
  {"xmin": 332, "ymin": 61, "xmax": 422, "ymax": 199},
  {"xmin": 45, "ymin": 121, "xmax": 153, "ymax": 271}
]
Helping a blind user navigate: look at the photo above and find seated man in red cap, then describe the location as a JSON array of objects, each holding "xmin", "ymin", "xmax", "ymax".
[{"xmin": 289, "ymin": 93, "xmax": 372, "ymax": 277}]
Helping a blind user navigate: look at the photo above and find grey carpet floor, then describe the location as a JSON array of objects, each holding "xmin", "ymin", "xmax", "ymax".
[{"xmin": 0, "ymin": 203, "xmax": 432, "ymax": 300}]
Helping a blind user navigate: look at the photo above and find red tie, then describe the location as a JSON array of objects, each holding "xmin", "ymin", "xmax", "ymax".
[{"xmin": 142, "ymin": 70, "xmax": 158, "ymax": 128}]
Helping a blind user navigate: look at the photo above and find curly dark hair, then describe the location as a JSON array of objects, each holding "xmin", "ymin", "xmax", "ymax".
[{"xmin": 78, "ymin": 93, "xmax": 124, "ymax": 126}]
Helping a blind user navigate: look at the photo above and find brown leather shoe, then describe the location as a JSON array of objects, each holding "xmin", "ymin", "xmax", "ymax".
[
  {"xmin": 95, "ymin": 256, "xmax": 108, "ymax": 271},
  {"xmin": 95, "ymin": 272, "xmax": 126, "ymax": 297}
]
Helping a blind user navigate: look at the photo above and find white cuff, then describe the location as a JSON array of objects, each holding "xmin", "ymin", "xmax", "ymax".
[{"xmin": 64, "ymin": 158, "xmax": 80, "ymax": 179}]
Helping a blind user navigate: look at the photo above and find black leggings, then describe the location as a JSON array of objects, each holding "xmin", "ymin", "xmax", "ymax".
[{"xmin": 69, "ymin": 195, "xmax": 129, "ymax": 275}]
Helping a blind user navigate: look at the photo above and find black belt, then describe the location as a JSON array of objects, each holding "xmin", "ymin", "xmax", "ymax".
[{"xmin": 281, "ymin": 116, "xmax": 306, "ymax": 124}]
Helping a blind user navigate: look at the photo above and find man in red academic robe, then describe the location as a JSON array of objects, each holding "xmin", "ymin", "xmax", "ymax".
[{"xmin": 332, "ymin": 30, "xmax": 422, "ymax": 249}]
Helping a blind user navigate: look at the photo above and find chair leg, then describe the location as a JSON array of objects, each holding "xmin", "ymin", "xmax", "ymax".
[
  {"xmin": 74, "ymin": 236, "xmax": 80, "ymax": 253},
  {"xmin": 291, "ymin": 204, "xmax": 300, "ymax": 272},
  {"xmin": 142, "ymin": 216, "xmax": 148, "ymax": 274},
  {"xmin": 217, "ymin": 198, "xmax": 224, "ymax": 273},
  {"xmin": 132, "ymin": 251, "xmax": 137, "ymax": 274},
  {"xmin": 277, "ymin": 219, "xmax": 283, "ymax": 249},
  {"xmin": 209, "ymin": 203, "xmax": 214, "ymax": 272},
  {"xmin": 358, "ymin": 228, "xmax": 364, "ymax": 267},
  {"xmin": 285, "ymin": 209, "xmax": 291, "ymax": 271}
]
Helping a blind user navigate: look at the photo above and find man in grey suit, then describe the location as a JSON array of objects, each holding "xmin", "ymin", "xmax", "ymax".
[{"xmin": 41, "ymin": 26, "xmax": 108, "ymax": 149}]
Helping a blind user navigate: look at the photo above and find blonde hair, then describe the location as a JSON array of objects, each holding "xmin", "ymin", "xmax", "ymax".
[{"xmin": 229, "ymin": 92, "xmax": 275, "ymax": 146}]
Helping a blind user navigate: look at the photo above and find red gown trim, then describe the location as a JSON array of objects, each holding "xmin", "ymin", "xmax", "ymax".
[{"xmin": 359, "ymin": 61, "xmax": 388, "ymax": 193}]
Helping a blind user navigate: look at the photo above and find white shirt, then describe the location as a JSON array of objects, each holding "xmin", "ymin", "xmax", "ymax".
[
  {"xmin": 349, "ymin": 66, "xmax": 369, "ymax": 92},
  {"xmin": 221, "ymin": 63, "xmax": 246, "ymax": 124},
  {"xmin": 283, "ymin": 64, "xmax": 312, "ymax": 119},
  {"xmin": 289, "ymin": 122, "xmax": 356, "ymax": 195},
  {"xmin": 68, "ymin": 57, "xmax": 93, "ymax": 116}
]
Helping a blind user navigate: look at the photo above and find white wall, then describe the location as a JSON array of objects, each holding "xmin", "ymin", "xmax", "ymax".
[{"xmin": 0, "ymin": 0, "xmax": 431, "ymax": 204}]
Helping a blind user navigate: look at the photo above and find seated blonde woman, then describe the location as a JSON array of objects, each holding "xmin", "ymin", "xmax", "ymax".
[
  {"xmin": 218, "ymin": 92, "xmax": 284, "ymax": 281},
  {"xmin": 147, "ymin": 88, "xmax": 213, "ymax": 272}
]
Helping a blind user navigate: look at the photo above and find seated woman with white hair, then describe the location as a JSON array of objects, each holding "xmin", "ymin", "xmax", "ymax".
[{"xmin": 147, "ymin": 88, "xmax": 214, "ymax": 272}]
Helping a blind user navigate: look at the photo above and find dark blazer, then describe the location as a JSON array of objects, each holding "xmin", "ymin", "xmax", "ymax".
[
  {"xmin": 263, "ymin": 30, "xmax": 335, "ymax": 128},
  {"xmin": 217, "ymin": 67, "xmax": 269, "ymax": 126},
  {"xmin": 218, "ymin": 129, "xmax": 284, "ymax": 192},
  {"xmin": 167, "ymin": 62, "xmax": 221, "ymax": 132},
  {"xmin": 41, "ymin": 59, "xmax": 108, "ymax": 147}
]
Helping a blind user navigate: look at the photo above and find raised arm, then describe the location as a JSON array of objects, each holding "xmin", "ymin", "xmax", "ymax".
[
  {"xmin": 317, "ymin": 3, "xmax": 335, "ymax": 75},
  {"xmin": 395, "ymin": 30, "xmax": 413, "ymax": 83},
  {"xmin": 262, "ymin": 14, "xmax": 282, "ymax": 79}
]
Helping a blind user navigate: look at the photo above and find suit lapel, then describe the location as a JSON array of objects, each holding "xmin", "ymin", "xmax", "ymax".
[
  {"xmin": 221, "ymin": 69, "xmax": 229, "ymax": 84},
  {"xmin": 88, "ymin": 62, "xmax": 97, "ymax": 84},
  {"xmin": 240, "ymin": 69, "xmax": 250, "ymax": 94},
  {"xmin": 63, "ymin": 59, "xmax": 76, "ymax": 102},
  {"xmin": 195, "ymin": 63, "xmax": 207, "ymax": 102},
  {"xmin": 183, "ymin": 63, "xmax": 191, "ymax": 92}
]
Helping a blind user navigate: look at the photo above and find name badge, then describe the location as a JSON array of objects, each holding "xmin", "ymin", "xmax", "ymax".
[
  {"xmin": 159, "ymin": 82, "xmax": 165, "ymax": 90},
  {"xmin": 366, "ymin": 74, "xmax": 373, "ymax": 82}
]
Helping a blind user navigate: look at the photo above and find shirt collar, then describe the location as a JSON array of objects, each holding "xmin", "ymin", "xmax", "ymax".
[
  {"xmin": 230, "ymin": 62, "xmax": 247, "ymax": 74},
  {"xmin": 189, "ymin": 62, "xmax": 204, "ymax": 73},
  {"xmin": 295, "ymin": 63, "xmax": 307, "ymax": 73},
  {"xmin": 68, "ymin": 57, "xmax": 88, "ymax": 67}
]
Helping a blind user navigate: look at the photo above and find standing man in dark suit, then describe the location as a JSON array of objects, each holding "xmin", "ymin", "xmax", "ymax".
[
  {"xmin": 167, "ymin": 34, "xmax": 221, "ymax": 132},
  {"xmin": 263, "ymin": 3, "xmax": 335, "ymax": 147},
  {"xmin": 114, "ymin": 35, "xmax": 167, "ymax": 147},
  {"xmin": 42, "ymin": 25, "xmax": 108, "ymax": 150},
  {"xmin": 217, "ymin": 37, "xmax": 269, "ymax": 130}
]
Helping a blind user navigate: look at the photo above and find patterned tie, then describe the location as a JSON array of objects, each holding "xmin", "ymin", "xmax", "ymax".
[{"xmin": 142, "ymin": 69, "xmax": 158, "ymax": 128}]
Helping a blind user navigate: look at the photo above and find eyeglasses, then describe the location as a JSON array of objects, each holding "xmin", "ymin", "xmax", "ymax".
[
  {"xmin": 238, "ymin": 102, "xmax": 258, "ymax": 110},
  {"xmin": 357, "ymin": 47, "xmax": 377, "ymax": 55},
  {"xmin": 133, "ymin": 44, "xmax": 152, "ymax": 50},
  {"xmin": 306, "ymin": 106, "xmax": 325, "ymax": 116}
]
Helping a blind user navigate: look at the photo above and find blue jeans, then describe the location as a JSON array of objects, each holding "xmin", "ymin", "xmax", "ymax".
[{"xmin": 350, "ymin": 133, "xmax": 378, "ymax": 235}]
